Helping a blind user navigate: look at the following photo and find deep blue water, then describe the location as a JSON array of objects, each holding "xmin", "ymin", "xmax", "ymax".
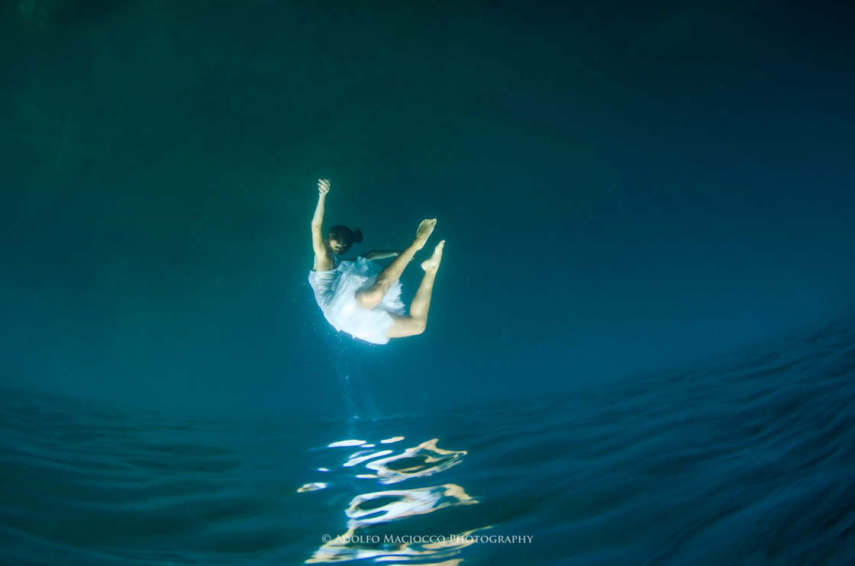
[
  {"xmin": 2, "ymin": 312, "xmax": 853, "ymax": 565},
  {"xmin": 2, "ymin": 2, "xmax": 855, "ymax": 564}
]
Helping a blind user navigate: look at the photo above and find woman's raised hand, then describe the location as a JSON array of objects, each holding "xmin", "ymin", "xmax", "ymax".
[{"xmin": 318, "ymin": 178, "xmax": 331, "ymax": 196}]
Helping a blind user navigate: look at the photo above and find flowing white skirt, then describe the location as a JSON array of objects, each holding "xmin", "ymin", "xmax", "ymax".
[{"xmin": 308, "ymin": 257, "xmax": 405, "ymax": 344}]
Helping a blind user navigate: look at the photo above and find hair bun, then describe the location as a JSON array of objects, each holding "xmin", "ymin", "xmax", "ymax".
[{"xmin": 352, "ymin": 228, "xmax": 364, "ymax": 243}]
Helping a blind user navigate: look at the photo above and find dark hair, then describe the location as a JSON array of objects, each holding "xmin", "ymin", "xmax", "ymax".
[{"xmin": 328, "ymin": 225, "xmax": 363, "ymax": 251}]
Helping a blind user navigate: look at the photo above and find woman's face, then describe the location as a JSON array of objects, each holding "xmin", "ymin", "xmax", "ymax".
[{"xmin": 329, "ymin": 237, "xmax": 347, "ymax": 255}]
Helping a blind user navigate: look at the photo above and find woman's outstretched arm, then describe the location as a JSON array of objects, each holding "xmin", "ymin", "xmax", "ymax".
[{"xmin": 311, "ymin": 179, "xmax": 333, "ymax": 271}]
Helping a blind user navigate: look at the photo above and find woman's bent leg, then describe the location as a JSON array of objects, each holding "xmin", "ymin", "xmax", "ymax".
[
  {"xmin": 385, "ymin": 313, "xmax": 427, "ymax": 338},
  {"xmin": 356, "ymin": 219, "xmax": 436, "ymax": 309},
  {"xmin": 385, "ymin": 240, "xmax": 444, "ymax": 339}
]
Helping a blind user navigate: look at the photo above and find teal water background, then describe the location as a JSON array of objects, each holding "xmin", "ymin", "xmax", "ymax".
[
  {"xmin": 2, "ymin": 2, "xmax": 854, "ymax": 563},
  {"xmin": 2, "ymin": 312, "xmax": 854, "ymax": 564}
]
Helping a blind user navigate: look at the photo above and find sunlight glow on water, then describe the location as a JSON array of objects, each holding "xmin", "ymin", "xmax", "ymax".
[
  {"xmin": 1, "ymin": 312, "xmax": 853, "ymax": 564},
  {"xmin": 301, "ymin": 436, "xmax": 486, "ymax": 564}
]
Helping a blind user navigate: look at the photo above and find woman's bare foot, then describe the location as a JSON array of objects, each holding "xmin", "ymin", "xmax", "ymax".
[
  {"xmin": 421, "ymin": 240, "xmax": 445, "ymax": 272},
  {"xmin": 414, "ymin": 218, "xmax": 437, "ymax": 249}
]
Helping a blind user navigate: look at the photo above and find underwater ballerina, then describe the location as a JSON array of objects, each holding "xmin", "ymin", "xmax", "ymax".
[{"xmin": 309, "ymin": 178, "xmax": 445, "ymax": 344}]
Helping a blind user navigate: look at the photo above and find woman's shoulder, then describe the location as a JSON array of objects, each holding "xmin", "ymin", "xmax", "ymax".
[{"xmin": 313, "ymin": 254, "xmax": 346, "ymax": 271}]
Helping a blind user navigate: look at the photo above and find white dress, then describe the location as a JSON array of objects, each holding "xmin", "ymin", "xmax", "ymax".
[{"xmin": 308, "ymin": 256, "xmax": 405, "ymax": 344}]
